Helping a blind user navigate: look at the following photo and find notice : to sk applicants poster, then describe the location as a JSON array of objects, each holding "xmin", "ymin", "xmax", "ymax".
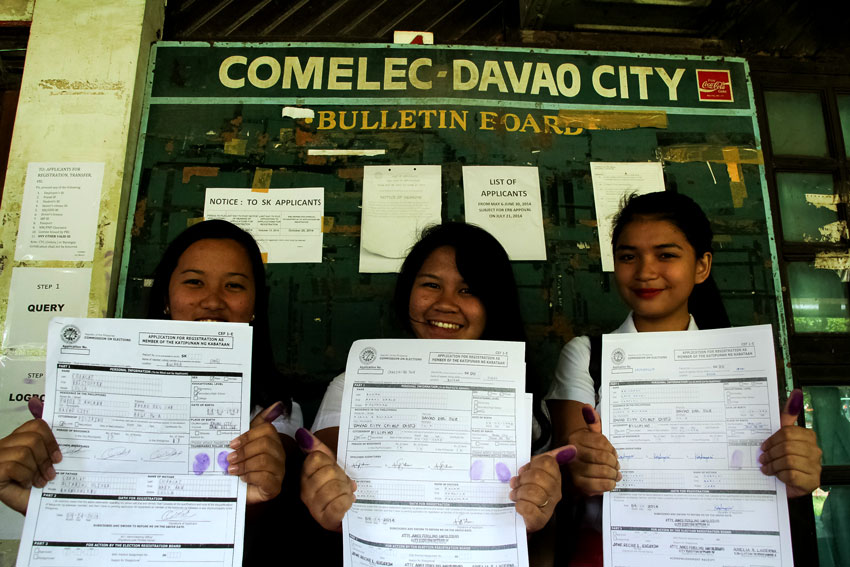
[{"xmin": 204, "ymin": 187, "xmax": 324, "ymax": 263}]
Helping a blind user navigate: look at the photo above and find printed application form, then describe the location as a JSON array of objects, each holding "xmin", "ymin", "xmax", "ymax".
[
  {"xmin": 601, "ymin": 325, "xmax": 793, "ymax": 567},
  {"xmin": 16, "ymin": 317, "xmax": 252, "ymax": 567},
  {"xmin": 338, "ymin": 339, "xmax": 531, "ymax": 567}
]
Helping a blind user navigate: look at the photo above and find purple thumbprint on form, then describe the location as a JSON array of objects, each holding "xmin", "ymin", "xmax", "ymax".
[
  {"xmin": 193, "ymin": 453, "xmax": 210, "ymax": 475},
  {"xmin": 730, "ymin": 450, "xmax": 744, "ymax": 469},
  {"xmin": 495, "ymin": 462, "xmax": 511, "ymax": 482},
  {"xmin": 469, "ymin": 460, "xmax": 484, "ymax": 480},
  {"xmin": 217, "ymin": 451, "xmax": 230, "ymax": 474}
]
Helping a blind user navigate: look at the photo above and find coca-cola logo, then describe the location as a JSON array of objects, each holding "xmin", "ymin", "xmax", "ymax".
[
  {"xmin": 701, "ymin": 80, "xmax": 726, "ymax": 91},
  {"xmin": 696, "ymin": 69, "xmax": 734, "ymax": 102}
]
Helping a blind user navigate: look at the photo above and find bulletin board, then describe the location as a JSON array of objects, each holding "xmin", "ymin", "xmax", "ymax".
[{"xmin": 117, "ymin": 42, "xmax": 787, "ymax": 417}]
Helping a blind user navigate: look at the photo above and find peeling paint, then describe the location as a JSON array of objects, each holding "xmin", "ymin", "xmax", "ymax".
[
  {"xmin": 38, "ymin": 79, "xmax": 124, "ymax": 93},
  {"xmin": 329, "ymin": 224, "xmax": 361, "ymax": 234},
  {"xmin": 282, "ymin": 107, "xmax": 316, "ymax": 119},
  {"xmin": 131, "ymin": 198, "xmax": 147, "ymax": 237},
  {"xmin": 251, "ymin": 168, "xmax": 273, "ymax": 192},
  {"xmin": 321, "ymin": 217, "xmax": 335, "ymax": 233},
  {"xmin": 224, "ymin": 139, "xmax": 247, "ymax": 155},
  {"xmin": 557, "ymin": 109, "xmax": 667, "ymax": 130},
  {"xmin": 579, "ymin": 219, "xmax": 598, "ymax": 228},
  {"xmin": 577, "ymin": 242, "xmax": 590, "ymax": 249},
  {"xmin": 805, "ymin": 193, "xmax": 845, "ymax": 211},
  {"xmin": 814, "ymin": 251, "xmax": 850, "ymax": 271},
  {"xmin": 182, "ymin": 166, "xmax": 219, "ymax": 184},
  {"xmin": 818, "ymin": 220, "xmax": 849, "ymax": 243},
  {"xmin": 658, "ymin": 145, "xmax": 763, "ymax": 164}
]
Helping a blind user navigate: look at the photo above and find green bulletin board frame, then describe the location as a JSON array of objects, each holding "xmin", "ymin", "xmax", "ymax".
[{"xmin": 117, "ymin": 42, "xmax": 791, "ymax": 417}]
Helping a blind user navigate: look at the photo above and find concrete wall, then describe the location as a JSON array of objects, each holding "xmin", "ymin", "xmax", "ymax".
[{"xmin": 0, "ymin": 1, "xmax": 164, "ymax": 564}]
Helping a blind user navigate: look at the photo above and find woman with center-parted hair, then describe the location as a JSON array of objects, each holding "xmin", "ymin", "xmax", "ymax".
[
  {"xmin": 298, "ymin": 221, "xmax": 578, "ymax": 538},
  {"xmin": 0, "ymin": 219, "xmax": 305, "ymax": 563}
]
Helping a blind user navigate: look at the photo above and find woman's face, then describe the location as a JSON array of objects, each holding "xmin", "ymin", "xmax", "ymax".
[
  {"xmin": 613, "ymin": 218, "xmax": 711, "ymax": 330},
  {"xmin": 167, "ymin": 238, "xmax": 256, "ymax": 323},
  {"xmin": 408, "ymin": 246, "xmax": 487, "ymax": 340}
]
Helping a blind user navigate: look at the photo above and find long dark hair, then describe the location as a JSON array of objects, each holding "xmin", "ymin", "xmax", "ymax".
[
  {"xmin": 392, "ymin": 222, "xmax": 552, "ymax": 451},
  {"xmin": 147, "ymin": 219, "xmax": 291, "ymax": 413},
  {"xmin": 611, "ymin": 192, "xmax": 730, "ymax": 329}
]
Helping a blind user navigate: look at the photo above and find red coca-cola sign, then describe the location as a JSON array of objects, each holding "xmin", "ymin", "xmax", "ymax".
[{"xmin": 696, "ymin": 69, "xmax": 733, "ymax": 102}]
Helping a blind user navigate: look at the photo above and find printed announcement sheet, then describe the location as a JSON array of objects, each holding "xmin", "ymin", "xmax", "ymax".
[
  {"xmin": 338, "ymin": 339, "xmax": 531, "ymax": 567},
  {"xmin": 16, "ymin": 318, "xmax": 252, "ymax": 567},
  {"xmin": 204, "ymin": 187, "xmax": 324, "ymax": 263},
  {"xmin": 589, "ymin": 162, "xmax": 665, "ymax": 272},
  {"xmin": 15, "ymin": 163, "xmax": 104, "ymax": 262},
  {"xmin": 601, "ymin": 325, "xmax": 793, "ymax": 567}
]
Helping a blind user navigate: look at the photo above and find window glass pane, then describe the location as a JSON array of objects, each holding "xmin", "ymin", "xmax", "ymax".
[
  {"xmin": 806, "ymin": 388, "xmax": 850, "ymax": 566},
  {"xmin": 787, "ymin": 262, "xmax": 850, "ymax": 333},
  {"xmin": 776, "ymin": 172, "xmax": 839, "ymax": 242},
  {"xmin": 764, "ymin": 91, "xmax": 829, "ymax": 157},
  {"xmin": 804, "ymin": 386, "xmax": 850, "ymax": 466},
  {"xmin": 838, "ymin": 95, "xmax": 850, "ymax": 158},
  {"xmin": 813, "ymin": 486, "xmax": 850, "ymax": 567}
]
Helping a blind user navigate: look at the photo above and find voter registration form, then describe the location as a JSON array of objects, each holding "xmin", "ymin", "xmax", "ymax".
[
  {"xmin": 601, "ymin": 325, "xmax": 793, "ymax": 567},
  {"xmin": 16, "ymin": 317, "xmax": 252, "ymax": 567},
  {"xmin": 338, "ymin": 339, "xmax": 531, "ymax": 567}
]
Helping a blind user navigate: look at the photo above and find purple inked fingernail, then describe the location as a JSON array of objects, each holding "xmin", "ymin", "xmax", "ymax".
[
  {"xmin": 295, "ymin": 428, "xmax": 313, "ymax": 451},
  {"xmin": 787, "ymin": 389, "xmax": 803, "ymax": 416},
  {"xmin": 193, "ymin": 453, "xmax": 210, "ymax": 475},
  {"xmin": 217, "ymin": 451, "xmax": 230, "ymax": 473},
  {"xmin": 28, "ymin": 398, "xmax": 43, "ymax": 419},
  {"xmin": 557, "ymin": 447, "xmax": 577, "ymax": 465},
  {"xmin": 469, "ymin": 460, "xmax": 484, "ymax": 480},
  {"xmin": 730, "ymin": 450, "xmax": 743, "ymax": 469},
  {"xmin": 496, "ymin": 462, "xmax": 511, "ymax": 482},
  {"xmin": 582, "ymin": 406, "xmax": 596, "ymax": 425},
  {"xmin": 264, "ymin": 401, "xmax": 284, "ymax": 423}
]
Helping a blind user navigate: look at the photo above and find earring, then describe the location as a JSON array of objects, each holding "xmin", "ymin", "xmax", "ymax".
[
  {"xmin": 250, "ymin": 314, "xmax": 255, "ymax": 322},
  {"xmin": 163, "ymin": 305, "xmax": 170, "ymax": 315}
]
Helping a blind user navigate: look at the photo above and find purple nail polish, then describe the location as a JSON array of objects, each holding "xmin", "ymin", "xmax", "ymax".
[
  {"xmin": 264, "ymin": 402, "xmax": 284, "ymax": 423},
  {"xmin": 787, "ymin": 389, "xmax": 803, "ymax": 416},
  {"xmin": 469, "ymin": 460, "xmax": 484, "ymax": 480},
  {"xmin": 582, "ymin": 406, "xmax": 596, "ymax": 425},
  {"xmin": 217, "ymin": 451, "xmax": 230, "ymax": 473},
  {"xmin": 193, "ymin": 453, "xmax": 210, "ymax": 475},
  {"xmin": 495, "ymin": 462, "xmax": 511, "ymax": 482},
  {"xmin": 295, "ymin": 428, "xmax": 313, "ymax": 451},
  {"xmin": 28, "ymin": 398, "xmax": 43, "ymax": 419},
  {"xmin": 556, "ymin": 446, "xmax": 577, "ymax": 465}
]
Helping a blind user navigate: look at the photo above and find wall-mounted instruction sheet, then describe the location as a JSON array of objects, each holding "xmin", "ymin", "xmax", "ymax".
[
  {"xmin": 462, "ymin": 166, "xmax": 546, "ymax": 261},
  {"xmin": 16, "ymin": 317, "xmax": 252, "ymax": 567},
  {"xmin": 601, "ymin": 325, "xmax": 793, "ymax": 567},
  {"xmin": 203, "ymin": 187, "xmax": 324, "ymax": 263},
  {"xmin": 15, "ymin": 162, "xmax": 104, "ymax": 261},
  {"xmin": 360, "ymin": 165, "xmax": 442, "ymax": 273},
  {"xmin": 590, "ymin": 162, "xmax": 665, "ymax": 271},
  {"xmin": 3, "ymin": 268, "xmax": 91, "ymax": 349},
  {"xmin": 338, "ymin": 339, "xmax": 531, "ymax": 567}
]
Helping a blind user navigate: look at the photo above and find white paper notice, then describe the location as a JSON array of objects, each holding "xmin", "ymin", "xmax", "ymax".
[
  {"xmin": 601, "ymin": 325, "xmax": 793, "ymax": 567},
  {"xmin": 462, "ymin": 166, "xmax": 546, "ymax": 261},
  {"xmin": 0, "ymin": 357, "xmax": 44, "ymax": 539},
  {"xmin": 0, "ymin": 358, "xmax": 45, "ymax": 436},
  {"xmin": 3, "ymin": 268, "xmax": 91, "ymax": 349},
  {"xmin": 590, "ymin": 162, "xmax": 665, "ymax": 271},
  {"xmin": 15, "ymin": 163, "xmax": 104, "ymax": 261},
  {"xmin": 360, "ymin": 166, "xmax": 442, "ymax": 273},
  {"xmin": 16, "ymin": 317, "xmax": 252, "ymax": 567},
  {"xmin": 338, "ymin": 339, "xmax": 530, "ymax": 567},
  {"xmin": 203, "ymin": 187, "xmax": 324, "ymax": 263}
]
